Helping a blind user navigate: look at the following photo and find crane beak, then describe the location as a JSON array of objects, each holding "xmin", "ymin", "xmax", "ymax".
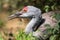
[{"xmin": 8, "ymin": 14, "xmax": 17, "ymax": 20}]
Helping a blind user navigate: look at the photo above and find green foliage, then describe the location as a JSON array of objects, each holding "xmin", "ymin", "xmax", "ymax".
[
  {"xmin": 0, "ymin": 33, "xmax": 3, "ymax": 40},
  {"xmin": 48, "ymin": 13, "xmax": 60, "ymax": 40},
  {"xmin": 44, "ymin": 5, "xmax": 50, "ymax": 12},
  {"xmin": 44, "ymin": 19, "xmax": 60, "ymax": 40},
  {"xmin": 53, "ymin": 13, "xmax": 60, "ymax": 21},
  {"xmin": 0, "ymin": 0, "xmax": 60, "ymax": 12},
  {"xmin": 15, "ymin": 30, "xmax": 36, "ymax": 40},
  {"xmin": 44, "ymin": 24, "xmax": 51, "ymax": 27},
  {"xmin": 0, "ymin": 20, "xmax": 4, "ymax": 28},
  {"xmin": 45, "ymin": 21, "xmax": 60, "ymax": 40},
  {"xmin": 49, "ymin": 35, "xmax": 58, "ymax": 40}
]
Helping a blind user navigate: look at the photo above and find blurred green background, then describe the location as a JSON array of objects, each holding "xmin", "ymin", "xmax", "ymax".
[{"xmin": 0, "ymin": 0, "xmax": 60, "ymax": 13}]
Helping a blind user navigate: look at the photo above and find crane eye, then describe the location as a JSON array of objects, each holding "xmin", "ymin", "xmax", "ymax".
[{"xmin": 23, "ymin": 7, "xmax": 28, "ymax": 12}]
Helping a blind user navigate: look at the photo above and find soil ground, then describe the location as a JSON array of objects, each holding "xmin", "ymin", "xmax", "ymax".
[{"xmin": 0, "ymin": 12, "xmax": 30, "ymax": 40}]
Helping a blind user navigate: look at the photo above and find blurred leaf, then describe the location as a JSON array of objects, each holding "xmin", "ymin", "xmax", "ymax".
[
  {"xmin": 44, "ymin": 5, "xmax": 50, "ymax": 12},
  {"xmin": 15, "ymin": 30, "xmax": 36, "ymax": 40},
  {"xmin": 50, "ymin": 35, "xmax": 58, "ymax": 40},
  {"xmin": 44, "ymin": 24, "xmax": 51, "ymax": 27},
  {"xmin": 53, "ymin": 13, "xmax": 60, "ymax": 21}
]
